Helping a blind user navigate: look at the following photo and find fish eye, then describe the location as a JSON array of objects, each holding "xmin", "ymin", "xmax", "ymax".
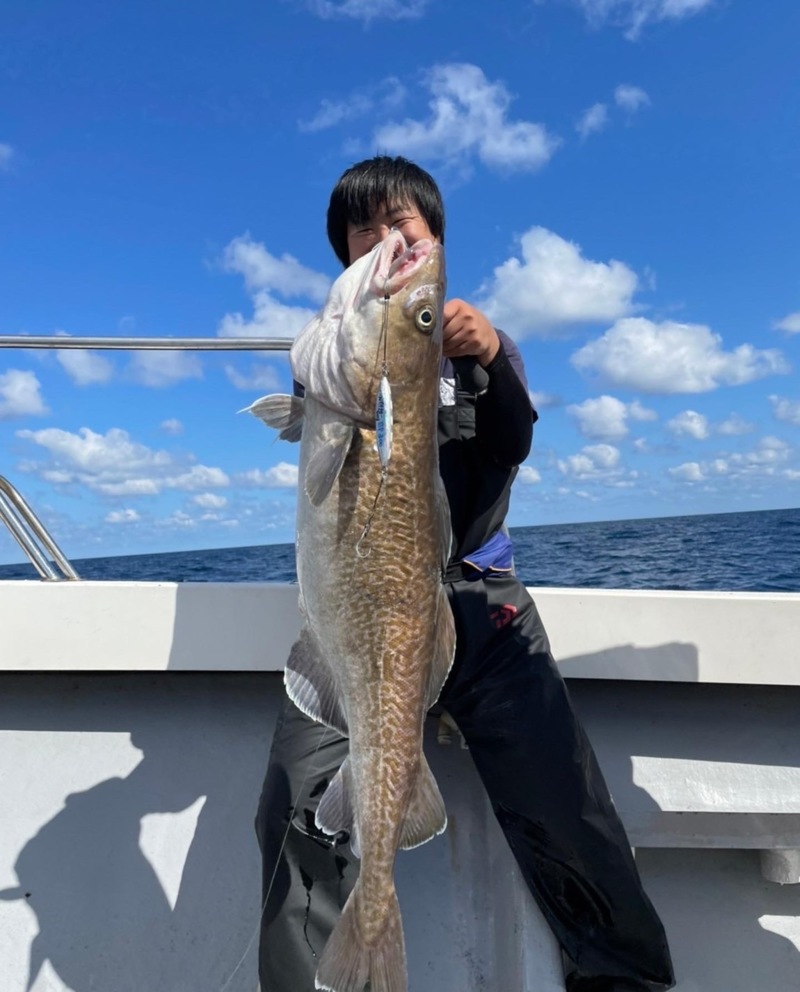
[{"xmin": 415, "ymin": 306, "xmax": 435, "ymax": 333}]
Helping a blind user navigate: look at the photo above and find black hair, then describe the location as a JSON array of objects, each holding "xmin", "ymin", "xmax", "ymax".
[{"xmin": 326, "ymin": 155, "xmax": 445, "ymax": 267}]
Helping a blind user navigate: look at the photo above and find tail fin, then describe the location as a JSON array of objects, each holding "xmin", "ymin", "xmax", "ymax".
[{"xmin": 315, "ymin": 886, "xmax": 406, "ymax": 992}]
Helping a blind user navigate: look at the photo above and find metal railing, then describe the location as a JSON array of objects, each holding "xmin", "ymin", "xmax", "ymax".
[
  {"xmin": 0, "ymin": 335, "xmax": 294, "ymax": 351},
  {"xmin": 0, "ymin": 476, "xmax": 80, "ymax": 580},
  {"xmin": 0, "ymin": 334, "xmax": 294, "ymax": 579}
]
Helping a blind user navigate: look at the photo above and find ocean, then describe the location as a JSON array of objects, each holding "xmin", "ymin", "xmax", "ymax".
[{"xmin": 1, "ymin": 507, "xmax": 798, "ymax": 592}]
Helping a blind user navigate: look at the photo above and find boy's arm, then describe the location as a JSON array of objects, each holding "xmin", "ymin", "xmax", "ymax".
[{"xmin": 443, "ymin": 300, "xmax": 537, "ymax": 468}]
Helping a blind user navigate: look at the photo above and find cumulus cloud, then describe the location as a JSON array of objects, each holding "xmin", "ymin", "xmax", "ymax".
[
  {"xmin": 0, "ymin": 143, "xmax": 14, "ymax": 170},
  {"xmin": 774, "ymin": 312, "xmax": 800, "ymax": 335},
  {"xmin": 558, "ymin": 443, "xmax": 622, "ymax": 480},
  {"xmin": 571, "ymin": 318, "xmax": 790, "ymax": 393},
  {"xmin": 668, "ymin": 436, "xmax": 794, "ymax": 485},
  {"xmin": 717, "ymin": 413, "xmax": 754, "ymax": 436},
  {"xmin": 302, "ymin": 0, "xmax": 429, "ymax": 21},
  {"xmin": 56, "ymin": 342, "xmax": 114, "ymax": 386},
  {"xmin": 192, "ymin": 492, "xmax": 228, "ymax": 509},
  {"xmin": 373, "ymin": 64, "xmax": 560, "ymax": 174},
  {"xmin": 530, "ymin": 390, "xmax": 560, "ymax": 410},
  {"xmin": 225, "ymin": 362, "xmax": 282, "ymax": 391},
  {"xmin": 129, "ymin": 351, "xmax": 203, "ymax": 388},
  {"xmin": 667, "ymin": 410, "xmax": 710, "ymax": 439},
  {"xmin": 16, "ymin": 426, "xmax": 229, "ymax": 496},
  {"xmin": 517, "ymin": 466, "xmax": 542, "ymax": 484},
  {"xmin": 576, "ymin": 103, "xmax": 609, "ymax": 139},
  {"xmin": 614, "ymin": 84, "xmax": 650, "ymax": 112},
  {"xmin": 219, "ymin": 234, "xmax": 327, "ymax": 340},
  {"xmin": 770, "ymin": 395, "xmax": 800, "ymax": 426},
  {"xmin": 0, "ymin": 370, "xmax": 48, "ymax": 419},
  {"xmin": 105, "ymin": 509, "xmax": 140, "ymax": 524},
  {"xmin": 299, "ymin": 77, "xmax": 405, "ymax": 133},
  {"xmin": 477, "ymin": 227, "xmax": 638, "ymax": 338},
  {"xmin": 570, "ymin": 0, "xmax": 715, "ymax": 40},
  {"xmin": 237, "ymin": 463, "xmax": 299, "ymax": 488},
  {"xmin": 221, "ymin": 234, "xmax": 330, "ymax": 303},
  {"xmin": 160, "ymin": 419, "xmax": 184, "ymax": 435},
  {"xmin": 567, "ymin": 394, "xmax": 656, "ymax": 440},
  {"xmin": 668, "ymin": 461, "xmax": 705, "ymax": 482}
]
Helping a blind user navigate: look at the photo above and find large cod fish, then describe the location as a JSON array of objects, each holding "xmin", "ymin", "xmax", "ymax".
[{"xmin": 247, "ymin": 232, "xmax": 455, "ymax": 992}]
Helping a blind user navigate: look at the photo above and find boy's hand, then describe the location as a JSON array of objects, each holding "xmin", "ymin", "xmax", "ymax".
[{"xmin": 442, "ymin": 299, "xmax": 500, "ymax": 367}]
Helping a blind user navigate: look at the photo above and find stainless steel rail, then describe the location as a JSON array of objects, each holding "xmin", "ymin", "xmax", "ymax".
[
  {"xmin": 0, "ymin": 476, "xmax": 80, "ymax": 581},
  {"xmin": 0, "ymin": 336, "xmax": 293, "ymax": 351}
]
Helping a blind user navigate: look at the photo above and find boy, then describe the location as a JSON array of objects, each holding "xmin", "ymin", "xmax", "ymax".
[{"xmin": 255, "ymin": 156, "xmax": 675, "ymax": 992}]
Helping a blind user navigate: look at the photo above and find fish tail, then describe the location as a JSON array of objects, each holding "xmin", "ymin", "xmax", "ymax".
[{"xmin": 315, "ymin": 885, "xmax": 406, "ymax": 992}]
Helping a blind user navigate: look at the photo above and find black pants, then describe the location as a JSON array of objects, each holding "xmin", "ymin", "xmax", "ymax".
[{"xmin": 255, "ymin": 575, "xmax": 675, "ymax": 991}]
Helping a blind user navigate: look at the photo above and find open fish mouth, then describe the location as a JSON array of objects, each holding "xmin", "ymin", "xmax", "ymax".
[{"xmin": 368, "ymin": 231, "xmax": 435, "ymax": 297}]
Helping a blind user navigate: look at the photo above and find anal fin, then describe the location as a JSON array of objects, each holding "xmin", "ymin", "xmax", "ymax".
[{"xmin": 399, "ymin": 754, "xmax": 447, "ymax": 850}]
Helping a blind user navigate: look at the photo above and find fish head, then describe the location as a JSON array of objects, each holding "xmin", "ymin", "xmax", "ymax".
[{"xmin": 291, "ymin": 232, "xmax": 445, "ymax": 420}]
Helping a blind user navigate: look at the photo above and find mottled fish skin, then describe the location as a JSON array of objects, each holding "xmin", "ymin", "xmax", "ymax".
[{"xmin": 251, "ymin": 235, "xmax": 454, "ymax": 992}]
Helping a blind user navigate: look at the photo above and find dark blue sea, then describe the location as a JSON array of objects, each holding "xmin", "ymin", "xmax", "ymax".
[{"xmin": 1, "ymin": 508, "xmax": 798, "ymax": 592}]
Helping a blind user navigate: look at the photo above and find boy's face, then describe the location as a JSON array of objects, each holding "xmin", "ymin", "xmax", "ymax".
[{"xmin": 346, "ymin": 200, "xmax": 436, "ymax": 266}]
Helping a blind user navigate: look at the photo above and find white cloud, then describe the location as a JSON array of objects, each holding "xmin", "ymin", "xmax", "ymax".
[
  {"xmin": 299, "ymin": 77, "xmax": 405, "ymax": 133},
  {"xmin": 0, "ymin": 370, "xmax": 48, "ymax": 419},
  {"xmin": 129, "ymin": 351, "xmax": 203, "ymax": 388},
  {"xmin": 668, "ymin": 461, "xmax": 705, "ymax": 482},
  {"xmin": 517, "ymin": 466, "xmax": 542, "ymax": 484},
  {"xmin": 667, "ymin": 410, "xmax": 710, "ymax": 439},
  {"xmin": 717, "ymin": 413, "xmax": 753, "ymax": 436},
  {"xmin": 373, "ymin": 64, "xmax": 560, "ymax": 174},
  {"xmin": 219, "ymin": 235, "xmax": 326, "ymax": 341},
  {"xmin": 770, "ymin": 395, "xmax": 800, "ymax": 426},
  {"xmin": 571, "ymin": 0, "xmax": 714, "ymax": 40},
  {"xmin": 614, "ymin": 84, "xmax": 650, "ymax": 112},
  {"xmin": 477, "ymin": 227, "xmax": 638, "ymax": 338},
  {"xmin": 225, "ymin": 362, "xmax": 282, "ymax": 391},
  {"xmin": 166, "ymin": 466, "xmax": 229, "ymax": 491},
  {"xmin": 238, "ymin": 463, "xmax": 299, "ymax": 488},
  {"xmin": 192, "ymin": 492, "xmax": 228, "ymax": 509},
  {"xmin": 530, "ymin": 390, "xmax": 560, "ymax": 409},
  {"xmin": 218, "ymin": 292, "xmax": 317, "ymax": 340},
  {"xmin": 567, "ymin": 394, "xmax": 656, "ymax": 440},
  {"xmin": 56, "ymin": 345, "xmax": 114, "ymax": 386},
  {"xmin": 160, "ymin": 419, "xmax": 184, "ymax": 435},
  {"xmin": 558, "ymin": 443, "xmax": 622, "ymax": 479},
  {"xmin": 105, "ymin": 509, "xmax": 140, "ymax": 524},
  {"xmin": 16, "ymin": 426, "xmax": 229, "ymax": 496},
  {"xmin": 0, "ymin": 143, "xmax": 14, "ymax": 170},
  {"xmin": 668, "ymin": 436, "xmax": 794, "ymax": 485},
  {"xmin": 576, "ymin": 103, "xmax": 609, "ymax": 139},
  {"xmin": 304, "ymin": 0, "xmax": 429, "ymax": 21},
  {"xmin": 221, "ymin": 234, "xmax": 330, "ymax": 303},
  {"xmin": 571, "ymin": 318, "xmax": 790, "ymax": 393},
  {"xmin": 774, "ymin": 312, "xmax": 800, "ymax": 335}
]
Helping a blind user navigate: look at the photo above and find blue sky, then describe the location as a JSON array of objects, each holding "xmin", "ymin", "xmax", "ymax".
[{"xmin": 1, "ymin": 0, "xmax": 799, "ymax": 563}]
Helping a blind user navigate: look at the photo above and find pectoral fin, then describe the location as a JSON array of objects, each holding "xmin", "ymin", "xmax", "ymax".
[
  {"xmin": 240, "ymin": 393, "xmax": 304, "ymax": 442},
  {"xmin": 399, "ymin": 755, "xmax": 447, "ymax": 850},
  {"xmin": 284, "ymin": 626, "xmax": 348, "ymax": 737},
  {"xmin": 304, "ymin": 422, "xmax": 356, "ymax": 506}
]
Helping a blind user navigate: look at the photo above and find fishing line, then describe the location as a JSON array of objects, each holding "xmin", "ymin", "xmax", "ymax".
[
  {"xmin": 216, "ymin": 721, "xmax": 334, "ymax": 992},
  {"xmin": 355, "ymin": 281, "xmax": 393, "ymax": 558}
]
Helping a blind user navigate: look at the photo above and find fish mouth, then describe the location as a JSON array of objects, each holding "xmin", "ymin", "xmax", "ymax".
[{"xmin": 369, "ymin": 232, "xmax": 435, "ymax": 298}]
